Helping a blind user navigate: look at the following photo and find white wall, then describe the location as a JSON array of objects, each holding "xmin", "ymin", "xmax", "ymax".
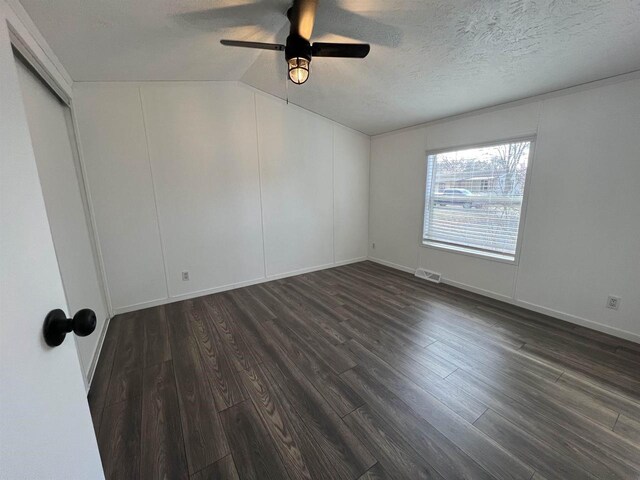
[
  {"xmin": 334, "ymin": 125, "xmax": 370, "ymax": 264},
  {"xmin": 73, "ymin": 84, "xmax": 168, "ymax": 310},
  {"xmin": 74, "ymin": 82, "xmax": 370, "ymax": 314},
  {"xmin": 256, "ymin": 93, "xmax": 335, "ymax": 276},
  {"xmin": 369, "ymin": 76, "xmax": 640, "ymax": 342},
  {"xmin": 141, "ymin": 83, "xmax": 265, "ymax": 297}
]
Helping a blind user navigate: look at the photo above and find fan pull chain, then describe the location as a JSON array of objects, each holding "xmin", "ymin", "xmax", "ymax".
[{"xmin": 285, "ymin": 70, "xmax": 289, "ymax": 105}]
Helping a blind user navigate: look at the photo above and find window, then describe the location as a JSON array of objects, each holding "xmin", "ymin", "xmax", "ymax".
[{"xmin": 422, "ymin": 139, "xmax": 533, "ymax": 261}]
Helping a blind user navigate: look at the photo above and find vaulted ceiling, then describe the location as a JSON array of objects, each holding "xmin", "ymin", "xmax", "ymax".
[{"xmin": 19, "ymin": 0, "xmax": 640, "ymax": 135}]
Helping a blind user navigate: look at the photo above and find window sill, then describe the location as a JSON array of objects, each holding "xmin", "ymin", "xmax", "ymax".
[{"xmin": 420, "ymin": 241, "xmax": 518, "ymax": 265}]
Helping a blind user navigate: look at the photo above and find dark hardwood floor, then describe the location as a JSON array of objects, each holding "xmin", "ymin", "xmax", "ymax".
[{"xmin": 88, "ymin": 261, "xmax": 640, "ymax": 480}]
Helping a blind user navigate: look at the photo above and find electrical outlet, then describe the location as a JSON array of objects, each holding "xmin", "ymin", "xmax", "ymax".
[
  {"xmin": 606, "ymin": 295, "xmax": 621, "ymax": 311},
  {"xmin": 372, "ymin": 242, "xmax": 376, "ymax": 250},
  {"xmin": 182, "ymin": 271, "xmax": 190, "ymax": 281}
]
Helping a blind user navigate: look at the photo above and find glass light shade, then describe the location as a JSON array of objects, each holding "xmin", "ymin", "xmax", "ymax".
[{"xmin": 287, "ymin": 57, "xmax": 310, "ymax": 84}]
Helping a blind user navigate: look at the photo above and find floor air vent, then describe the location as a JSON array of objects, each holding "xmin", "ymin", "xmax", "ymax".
[{"xmin": 415, "ymin": 268, "xmax": 442, "ymax": 283}]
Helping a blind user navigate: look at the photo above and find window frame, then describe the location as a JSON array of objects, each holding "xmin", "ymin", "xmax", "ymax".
[{"xmin": 420, "ymin": 135, "xmax": 536, "ymax": 265}]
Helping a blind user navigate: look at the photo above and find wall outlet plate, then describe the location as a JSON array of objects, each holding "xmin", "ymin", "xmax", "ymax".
[
  {"xmin": 606, "ymin": 295, "xmax": 621, "ymax": 310},
  {"xmin": 182, "ymin": 271, "xmax": 190, "ymax": 281}
]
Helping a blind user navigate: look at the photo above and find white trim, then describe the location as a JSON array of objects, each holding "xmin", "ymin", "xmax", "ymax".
[
  {"xmin": 420, "ymin": 242, "xmax": 516, "ymax": 264},
  {"xmin": 86, "ymin": 315, "xmax": 111, "ymax": 391},
  {"xmin": 267, "ymin": 262, "xmax": 336, "ymax": 280},
  {"xmin": 72, "ymin": 336, "xmax": 89, "ymax": 392},
  {"xmin": 424, "ymin": 135, "xmax": 537, "ymax": 157},
  {"xmin": 334, "ymin": 256, "xmax": 368, "ymax": 267},
  {"xmin": 440, "ymin": 277, "xmax": 514, "ymax": 304},
  {"xmin": 367, "ymin": 136, "xmax": 373, "ymax": 259},
  {"xmin": 331, "ymin": 125, "xmax": 336, "ymax": 265},
  {"xmin": 253, "ymin": 92, "xmax": 269, "ymax": 278},
  {"xmin": 514, "ymin": 300, "xmax": 640, "ymax": 345},
  {"xmin": 374, "ymin": 259, "xmax": 640, "ymax": 345},
  {"xmin": 367, "ymin": 256, "xmax": 416, "ymax": 274},
  {"xmin": 112, "ymin": 257, "xmax": 368, "ymax": 315},
  {"xmin": 9, "ymin": 29, "xmax": 70, "ymax": 104},
  {"xmin": 63, "ymin": 105, "xmax": 112, "ymax": 388},
  {"xmin": 69, "ymin": 101, "xmax": 114, "ymax": 317},
  {"xmin": 4, "ymin": 0, "xmax": 72, "ymax": 96},
  {"xmin": 513, "ymin": 138, "xmax": 536, "ymax": 265},
  {"xmin": 137, "ymin": 86, "xmax": 171, "ymax": 298},
  {"xmin": 64, "ymin": 107, "xmax": 112, "ymax": 322},
  {"xmin": 443, "ymin": 277, "xmax": 640, "ymax": 343}
]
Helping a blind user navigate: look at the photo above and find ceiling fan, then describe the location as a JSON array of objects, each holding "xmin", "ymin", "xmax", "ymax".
[{"xmin": 220, "ymin": 0, "xmax": 370, "ymax": 85}]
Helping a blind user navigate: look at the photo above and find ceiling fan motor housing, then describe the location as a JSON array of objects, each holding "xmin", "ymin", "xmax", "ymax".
[{"xmin": 285, "ymin": 34, "xmax": 312, "ymax": 62}]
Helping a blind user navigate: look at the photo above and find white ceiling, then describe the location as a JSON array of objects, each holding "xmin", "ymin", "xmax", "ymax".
[{"xmin": 19, "ymin": 0, "xmax": 640, "ymax": 135}]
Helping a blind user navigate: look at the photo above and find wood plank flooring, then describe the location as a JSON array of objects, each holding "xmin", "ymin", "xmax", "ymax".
[{"xmin": 88, "ymin": 261, "xmax": 640, "ymax": 479}]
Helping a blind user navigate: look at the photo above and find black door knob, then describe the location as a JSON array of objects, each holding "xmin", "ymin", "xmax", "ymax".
[{"xmin": 43, "ymin": 308, "xmax": 97, "ymax": 347}]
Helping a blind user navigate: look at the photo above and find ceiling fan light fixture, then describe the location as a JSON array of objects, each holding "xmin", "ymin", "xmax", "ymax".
[
  {"xmin": 288, "ymin": 57, "xmax": 310, "ymax": 84},
  {"xmin": 220, "ymin": 0, "xmax": 370, "ymax": 86}
]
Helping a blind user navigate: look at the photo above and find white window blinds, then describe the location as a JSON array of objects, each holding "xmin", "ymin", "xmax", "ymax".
[{"xmin": 423, "ymin": 139, "xmax": 533, "ymax": 259}]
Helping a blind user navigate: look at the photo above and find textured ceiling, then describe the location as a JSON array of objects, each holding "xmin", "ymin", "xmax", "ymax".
[{"xmin": 19, "ymin": 0, "xmax": 640, "ymax": 135}]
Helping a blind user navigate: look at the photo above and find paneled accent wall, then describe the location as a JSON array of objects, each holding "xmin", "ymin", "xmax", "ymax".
[{"xmin": 74, "ymin": 82, "xmax": 370, "ymax": 314}]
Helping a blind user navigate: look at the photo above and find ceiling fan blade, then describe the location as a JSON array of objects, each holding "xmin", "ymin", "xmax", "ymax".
[
  {"xmin": 288, "ymin": 0, "xmax": 318, "ymax": 40},
  {"xmin": 173, "ymin": 2, "xmax": 286, "ymax": 29},
  {"xmin": 311, "ymin": 5, "xmax": 403, "ymax": 48},
  {"xmin": 220, "ymin": 40, "xmax": 285, "ymax": 51},
  {"xmin": 311, "ymin": 42, "xmax": 370, "ymax": 58}
]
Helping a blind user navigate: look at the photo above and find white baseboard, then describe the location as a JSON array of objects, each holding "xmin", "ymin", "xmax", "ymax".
[
  {"xmin": 86, "ymin": 315, "xmax": 111, "ymax": 392},
  {"xmin": 442, "ymin": 280, "xmax": 640, "ymax": 344},
  {"xmin": 441, "ymin": 278, "xmax": 514, "ymax": 304},
  {"xmin": 514, "ymin": 300, "xmax": 640, "ymax": 344},
  {"xmin": 334, "ymin": 256, "xmax": 368, "ymax": 267},
  {"xmin": 367, "ymin": 256, "xmax": 416, "ymax": 274},
  {"xmin": 368, "ymin": 256, "xmax": 640, "ymax": 345},
  {"xmin": 111, "ymin": 257, "xmax": 368, "ymax": 315},
  {"xmin": 266, "ymin": 262, "xmax": 335, "ymax": 281}
]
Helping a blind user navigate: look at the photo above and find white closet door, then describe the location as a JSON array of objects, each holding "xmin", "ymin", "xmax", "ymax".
[{"xmin": 15, "ymin": 57, "xmax": 108, "ymax": 384}]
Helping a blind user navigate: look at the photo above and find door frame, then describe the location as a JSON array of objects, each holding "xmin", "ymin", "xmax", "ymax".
[{"xmin": 6, "ymin": 2, "xmax": 113, "ymax": 389}]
